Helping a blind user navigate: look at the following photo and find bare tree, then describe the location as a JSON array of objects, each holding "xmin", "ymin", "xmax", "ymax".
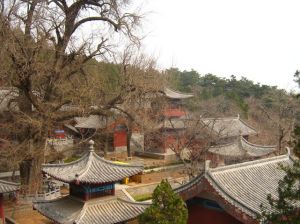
[
  {"xmin": 258, "ymin": 91, "xmax": 296, "ymax": 153},
  {"xmin": 0, "ymin": 0, "xmax": 154, "ymax": 192},
  {"xmin": 165, "ymin": 115, "xmax": 222, "ymax": 178}
]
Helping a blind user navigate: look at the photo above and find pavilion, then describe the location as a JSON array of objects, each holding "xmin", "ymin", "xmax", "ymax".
[{"xmin": 34, "ymin": 140, "xmax": 149, "ymax": 224}]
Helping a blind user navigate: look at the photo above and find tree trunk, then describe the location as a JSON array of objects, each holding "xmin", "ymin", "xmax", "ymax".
[{"xmin": 127, "ymin": 119, "xmax": 133, "ymax": 157}]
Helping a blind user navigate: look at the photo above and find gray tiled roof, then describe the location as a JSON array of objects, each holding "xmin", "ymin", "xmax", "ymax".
[
  {"xmin": 74, "ymin": 115, "xmax": 106, "ymax": 129},
  {"xmin": 34, "ymin": 196, "xmax": 149, "ymax": 224},
  {"xmin": 42, "ymin": 149, "xmax": 143, "ymax": 184},
  {"xmin": 0, "ymin": 179, "xmax": 19, "ymax": 193},
  {"xmin": 209, "ymin": 136, "xmax": 276, "ymax": 157},
  {"xmin": 164, "ymin": 88, "xmax": 193, "ymax": 99},
  {"xmin": 202, "ymin": 116, "xmax": 257, "ymax": 137},
  {"xmin": 206, "ymin": 154, "xmax": 292, "ymax": 217},
  {"xmin": 173, "ymin": 152, "xmax": 293, "ymax": 218}
]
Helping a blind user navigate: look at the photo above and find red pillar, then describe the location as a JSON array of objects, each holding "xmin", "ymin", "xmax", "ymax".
[{"xmin": 0, "ymin": 193, "xmax": 5, "ymax": 224}]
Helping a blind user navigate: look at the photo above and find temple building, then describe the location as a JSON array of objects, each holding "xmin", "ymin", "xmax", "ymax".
[
  {"xmin": 201, "ymin": 115, "xmax": 257, "ymax": 142},
  {"xmin": 175, "ymin": 149, "xmax": 293, "ymax": 224},
  {"xmin": 207, "ymin": 135, "xmax": 277, "ymax": 166},
  {"xmin": 34, "ymin": 140, "xmax": 149, "ymax": 224},
  {"xmin": 143, "ymin": 87, "xmax": 193, "ymax": 159},
  {"xmin": 0, "ymin": 179, "xmax": 19, "ymax": 224}
]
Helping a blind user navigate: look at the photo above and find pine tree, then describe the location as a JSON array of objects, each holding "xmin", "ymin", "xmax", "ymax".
[
  {"xmin": 139, "ymin": 179, "xmax": 188, "ymax": 224},
  {"xmin": 261, "ymin": 126, "xmax": 300, "ymax": 223}
]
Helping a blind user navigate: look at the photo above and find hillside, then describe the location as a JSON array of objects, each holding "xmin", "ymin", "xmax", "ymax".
[{"xmin": 166, "ymin": 68, "xmax": 299, "ymax": 146}]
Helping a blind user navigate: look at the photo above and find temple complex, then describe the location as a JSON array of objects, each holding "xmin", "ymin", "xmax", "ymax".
[
  {"xmin": 34, "ymin": 140, "xmax": 149, "ymax": 224},
  {"xmin": 207, "ymin": 135, "xmax": 277, "ymax": 165},
  {"xmin": 0, "ymin": 180, "xmax": 19, "ymax": 224},
  {"xmin": 175, "ymin": 149, "xmax": 293, "ymax": 224}
]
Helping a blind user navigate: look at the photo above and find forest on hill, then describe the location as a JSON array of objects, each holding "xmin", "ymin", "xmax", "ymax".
[{"xmin": 166, "ymin": 68, "xmax": 299, "ymax": 146}]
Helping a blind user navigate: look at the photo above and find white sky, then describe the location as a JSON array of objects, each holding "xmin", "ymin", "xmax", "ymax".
[{"xmin": 141, "ymin": 0, "xmax": 300, "ymax": 91}]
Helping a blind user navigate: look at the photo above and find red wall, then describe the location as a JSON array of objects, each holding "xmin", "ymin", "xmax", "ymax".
[
  {"xmin": 114, "ymin": 131, "xmax": 127, "ymax": 147},
  {"xmin": 164, "ymin": 108, "xmax": 186, "ymax": 117},
  {"xmin": 188, "ymin": 204, "xmax": 243, "ymax": 224}
]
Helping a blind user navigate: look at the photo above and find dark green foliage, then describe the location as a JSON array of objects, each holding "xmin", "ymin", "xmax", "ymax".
[
  {"xmin": 167, "ymin": 68, "xmax": 286, "ymax": 113},
  {"xmin": 139, "ymin": 179, "xmax": 188, "ymax": 224},
  {"xmin": 260, "ymin": 161, "xmax": 300, "ymax": 224}
]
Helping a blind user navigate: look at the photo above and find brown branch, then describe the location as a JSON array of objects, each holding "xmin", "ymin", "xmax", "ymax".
[{"xmin": 72, "ymin": 16, "xmax": 120, "ymax": 34}]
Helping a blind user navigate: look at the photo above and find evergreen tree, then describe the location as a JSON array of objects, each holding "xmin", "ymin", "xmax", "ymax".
[
  {"xmin": 260, "ymin": 71, "xmax": 300, "ymax": 223},
  {"xmin": 261, "ymin": 127, "xmax": 300, "ymax": 223},
  {"xmin": 139, "ymin": 179, "xmax": 188, "ymax": 224}
]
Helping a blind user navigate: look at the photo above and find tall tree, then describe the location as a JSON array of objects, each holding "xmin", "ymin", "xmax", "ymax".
[{"xmin": 0, "ymin": 0, "xmax": 159, "ymax": 192}]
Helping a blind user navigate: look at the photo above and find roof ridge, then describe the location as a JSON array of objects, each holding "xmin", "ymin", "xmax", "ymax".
[
  {"xmin": 238, "ymin": 118, "xmax": 257, "ymax": 133},
  {"xmin": 76, "ymin": 150, "xmax": 95, "ymax": 181},
  {"xmin": 0, "ymin": 179, "xmax": 20, "ymax": 186},
  {"xmin": 164, "ymin": 87, "xmax": 193, "ymax": 96},
  {"xmin": 209, "ymin": 154, "xmax": 290, "ymax": 173},
  {"xmin": 117, "ymin": 197, "xmax": 151, "ymax": 206}
]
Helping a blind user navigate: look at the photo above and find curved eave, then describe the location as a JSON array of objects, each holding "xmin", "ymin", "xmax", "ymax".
[
  {"xmin": 42, "ymin": 150, "xmax": 144, "ymax": 184},
  {"xmin": 209, "ymin": 137, "xmax": 277, "ymax": 157},
  {"xmin": 241, "ymin": 137, "xmax": 277, "ymax": 150}
]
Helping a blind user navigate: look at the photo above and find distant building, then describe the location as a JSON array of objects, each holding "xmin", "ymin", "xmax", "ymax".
[
  {"xmin": 143, "ymin": 88, "xmax": 193, "ymax": 159},
  {"xmin": 201, "ymin": 115, "xmax": 257, "ymax": 142},
  {"xmin": 0, "ymin": 179, "xmax": 19, "ymax": 224},
  {"xmin": 34, "ymin": 140, "xmax": 149, "ymax": 224},
  {"xmin": 207, "ymin": 135, "xmax": 277, "ymax": 166}
]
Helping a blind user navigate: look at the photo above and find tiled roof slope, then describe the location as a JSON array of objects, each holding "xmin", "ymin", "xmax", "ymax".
[
  {"xmin": 206, "ymin": 154, "xmax": 292, "ymax": 217},
  {"xmin": 34, "ymin": 196, "xmax": 149, "ymax": 224},
  {"xmin": 74, "ymin": 115, "xmax": 106, "ymax": 129},
  {"xmin": 164, "ymin": 88, "xmax": 193, "ymax": 99},
  {"xmin": 209, "ymin": 136, "xmax": 276, "ymax": 157},
  {"xmin": 0, "ymin": 179, "xmax": 19, "ymax": 193},
  {"xmin": 202, "ymin": 116, "xmax": 257, "ymax": 137},
  {"xmin": 42, "ymin": 143, "xmax": 143, "ymax": 184}
]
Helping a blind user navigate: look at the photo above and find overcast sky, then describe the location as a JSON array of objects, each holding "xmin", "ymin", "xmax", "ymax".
[{"xmin": 141, "ymin": 0, "xmax": 300, "ymax": 91}]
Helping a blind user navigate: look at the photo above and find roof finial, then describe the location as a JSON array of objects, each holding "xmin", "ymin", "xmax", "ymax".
[
  {"xmin": 89, "ymin": 140, "xmax": 95, "ymax": 151},
  {"xmin": 205, "ymin": 160, "xmax": 211, "ymax": 172},
  {"xmin": 286, "ymin": 147, "xmax": 291, "ymax": 156}
]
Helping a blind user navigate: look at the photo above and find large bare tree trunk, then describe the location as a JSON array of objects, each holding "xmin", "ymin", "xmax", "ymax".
[{"xmin": 127, "ymin": 119, "xmax": 133, "ymax": 157}]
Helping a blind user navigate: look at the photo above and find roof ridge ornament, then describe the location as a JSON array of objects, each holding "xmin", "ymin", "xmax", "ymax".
[
  {"xmin": 89, "ymin": 140, "xmax": 95, "ymax": 151},
  {"xmin": 205, "ymin": 160, "xmax": 211, "ymax": 172},
  {"xmin": 286, "ymin": 147, "xmax": 291, "ymax": 156}
]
